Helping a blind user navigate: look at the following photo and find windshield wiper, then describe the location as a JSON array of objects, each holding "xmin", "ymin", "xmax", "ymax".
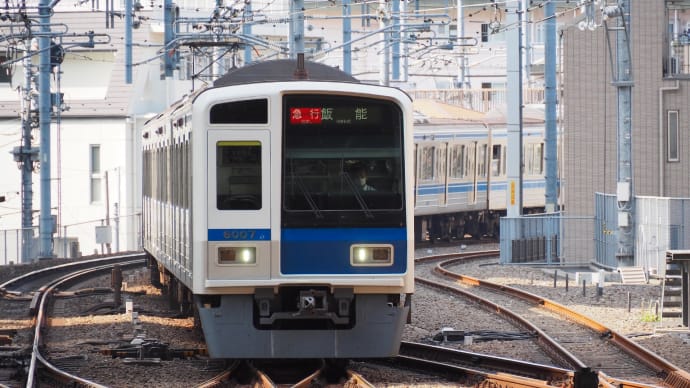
[
  {"xmin": 294, "ymin": 175, "xmax": 323, "ymax": 219},
  {"xmin": 342, "ymin": 172, "xmax": 374, "ymax": 219}
]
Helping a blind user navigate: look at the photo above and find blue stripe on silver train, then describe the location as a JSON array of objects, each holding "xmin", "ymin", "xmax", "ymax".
[{"xmin": 280, "ymin": 228, "xmax": 407, "ymax": 274}]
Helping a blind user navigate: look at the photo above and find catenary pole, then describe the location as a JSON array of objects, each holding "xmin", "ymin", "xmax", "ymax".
[
  {"xmin": 544, "ymin": 0, "xmax": 558, "ymax": 212},
  {"xmin": 506, "ymin": 0, "xmax": 523, "ymax": 218},
  {"xmin": 38, "ymin": 0, "xmax": 53, "ymax": 259}
]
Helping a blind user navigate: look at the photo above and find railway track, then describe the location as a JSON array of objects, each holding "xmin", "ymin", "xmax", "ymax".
[
  {"xmin": 0, "ymin": 254, "xmax": 149, "ymax": 388},
  {"xmin": 0, "ymin": 251, "xmax": 586, "ymax": 387},
  {"xmin": 1, "ymin": 253, "xmax": 477, "ymax": 387},
  {"xmin": 416, "ymin": 250, "xmax": 690, "ymax": 387},
  {"xmin": 7, "ymin": 249, "xmax": 689, "ymax": 387}
]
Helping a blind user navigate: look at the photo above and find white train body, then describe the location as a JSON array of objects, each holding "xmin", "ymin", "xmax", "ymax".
[{"xmin": 141, "ymin": 60, "xmax": 414, "ymax": 358}]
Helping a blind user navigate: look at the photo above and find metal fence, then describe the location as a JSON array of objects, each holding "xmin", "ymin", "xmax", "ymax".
[
  {"xmin": 594, "ymin": 193, "xmax": 690, "ymax": 276},
  {"xmin": 500, "ymin": 213, "xmax": 595, "ymax": 265},
  {"xmin": 0, "ymin": 227, "xmax": 38, "ymax": 265},
  {"xmin": 0, "ymin": 213, "xmax": 141, "ymax": 265}
]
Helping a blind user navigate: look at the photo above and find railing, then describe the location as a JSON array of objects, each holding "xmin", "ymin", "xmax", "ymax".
[
  {"xmin": 668, "ymin": 33, "xmax": 690, "ymax": 77},
  {"xmin": 0, "ymin": 227, "xmax": 38, "ymax": 265},
  {"xmin": 500, "ymin": 213, "xmax": 595, "ymax": 265},
  {"xmin": 1, "ymin": 213, "xmax": 141, "ymax": 265},
  {"xmin": 408, "ymin": 88, "xmax": 546, "ymax": 113}
]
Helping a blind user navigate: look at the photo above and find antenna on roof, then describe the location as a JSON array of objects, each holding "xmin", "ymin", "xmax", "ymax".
[{"xmin": 293, "ymin": 53, "xmax": 308, "ymax": 80}]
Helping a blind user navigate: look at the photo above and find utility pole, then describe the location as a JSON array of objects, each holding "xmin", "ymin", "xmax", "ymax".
[
  {"xmin": 12, "ymin": 39, "xmax": 39, "ymax": 262},
  {"xmin": 290, "ymin": 0, "xmax": 305, "ymax": 57},
  {"xmin": 38, "ymin": 0, "xmax": 53, "ymax": 259},
  {"xmin": 391, "ymin": 0, "xmax": 400, "ymax": 81},
  {"xmin": 544, "ymin": 0, "xmax": 558, "ymax": 212},
  {"xmin": 603, "ymin": 1, "xmax": 635, "ymax": 267},
  {"xmin": 343, "ymin": 0, "xmax": 351, "ymax": 74}
]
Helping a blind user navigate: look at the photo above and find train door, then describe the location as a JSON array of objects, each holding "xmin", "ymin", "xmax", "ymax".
[{"xmin": 206, "ymin": 130, "xmax": 271, "ymax": 280}]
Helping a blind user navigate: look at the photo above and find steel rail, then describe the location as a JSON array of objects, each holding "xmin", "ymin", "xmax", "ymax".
[
  {"xmin": 24, "ymin": 255, "xmax": 146, "ymax": 387},
  {"xmin": 428, "ymin": 251, "xmax": 690, "ymax": 387},
  {"xmin": 378, "ymin": 353, "xmax": 564, "ymax": 388},
  {"xmin": 0, "ymin": 252, "xmax": 146, "ymax": 293},
  {"xmin": 399, "ymin": 341, "xmax": 574, "ymax": 384},
  {"xmin": 414, "ymin": 275, "xmax": 589, "ymax": 376}
]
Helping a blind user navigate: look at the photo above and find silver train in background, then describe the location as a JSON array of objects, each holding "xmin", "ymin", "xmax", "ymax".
[
  {"xmin": 141, "ymin": 58, "xmax": 415, "ymax": 359},
  {"xmin": 412, "ymin": 109, "xmax": 550, "ymax": 243}
]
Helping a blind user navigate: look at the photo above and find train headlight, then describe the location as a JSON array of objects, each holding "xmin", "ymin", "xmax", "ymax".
[
  {"xmin": 218, "ymin": 247, "xmax": 256, "ymax": 265},
  {"xmin": 350, "ymin": 244, "xmax": 393, "ymax": 266}
]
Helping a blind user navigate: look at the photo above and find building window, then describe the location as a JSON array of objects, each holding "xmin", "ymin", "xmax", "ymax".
[
  {"xmin": 481, "ymin": 23, "xmax": 489, "ymax": 42},
  {"xmin": 90, "ymin": 145, "xmax": 102, "ymax": 202},
  {"xmin": 668, "ymin": 110, "xmax": 679, "ymax": 162}
]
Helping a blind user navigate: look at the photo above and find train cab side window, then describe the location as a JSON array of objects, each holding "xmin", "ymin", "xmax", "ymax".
[{"xmin": 216, "ymin": 141, "xmax": 262, "ymax": 210}]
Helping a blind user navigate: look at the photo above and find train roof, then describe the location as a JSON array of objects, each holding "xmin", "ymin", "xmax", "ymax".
[
  {"xmin": 213, "ymin": 59, "xmax": 359, "ymax": 87},
  {"xmin": 413, "ymin": 100, "xmax": 545, "ymax": 126}
]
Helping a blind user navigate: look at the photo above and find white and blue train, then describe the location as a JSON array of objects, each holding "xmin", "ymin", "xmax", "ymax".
[
  {"xmin": 412, "ymin": 117, "xmax": 548, "ymax": 242},
  {"xmin": 141, "ymin": 58, "xmax": 414, "ymax": 359}
]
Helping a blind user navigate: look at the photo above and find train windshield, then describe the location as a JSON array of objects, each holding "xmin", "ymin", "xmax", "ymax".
[{"xmin": 282, "ymin": 94, "xmax": 405, "ymax": 227}]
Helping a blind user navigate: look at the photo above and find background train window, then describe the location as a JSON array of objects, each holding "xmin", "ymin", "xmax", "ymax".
[
  {"xmin": 216, "ymin": 141, "xmax": 262, "ymax": 210},
  {"xmin": 477, "ymin": 144, "xmax": 487, "ymax": 178},
  {"xmin": 435, "ymin": 146, "xmax": 446, "ymax": 180},
  {"xmin": 420, "ymin": 146, "xmax": 435, "ymax": 181},
  {"xmin": 524, "ymin": 143, "xmax": 544, "ymax": 175},
  {"xmin": 465, "ymin": 144, "xmax": 476, "ymax": 178},
  {"xmin": 210, "ymin": 99, "xmax": 268, "ymax": 124},
  {"xmin": 491, "ymin": 144, "xmax": 502, "ymax": 177},
  {"xmin": 450, "ymin": 144, "xmax": 466, "ymax": 178}
]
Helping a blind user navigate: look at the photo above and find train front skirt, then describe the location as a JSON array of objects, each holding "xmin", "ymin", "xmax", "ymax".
[{"xmin": 195, "ymin": 293, "xmax": 408, "ymax": 358}]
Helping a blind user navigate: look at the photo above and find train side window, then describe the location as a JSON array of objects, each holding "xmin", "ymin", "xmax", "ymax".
[
  {"xmin": 216, "ymin": 141, "xmax": 262, "ymax": 210},
  {"xmin": 466, "ymin": 144, "xmax": 475, "ymax": 178},
  {"xmin": 421, "ymin": 146, "xmax": 435, "ymax": 181},
  {"xmin": 435, "ymin": 146, "xmax": 446, "ymax": 180},
  {"xmin": 450, "ymin": 144, "xmax": 465, "ymax": 178},
  {"xmin": 525, "ymin": 144, "xmax": 534, "ymax": 175},
  {"xmin": 491, "ymin": 144, "xmax": 501, "ymax": 177},
  {"xmin": 477, "ymin": 144, "xmax": 487, "ymax": 178}
]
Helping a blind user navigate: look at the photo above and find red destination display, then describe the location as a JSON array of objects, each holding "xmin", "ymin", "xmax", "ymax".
[{"xmin": 290, "ymin": 107, "xmax": 322, "ymax": 124}]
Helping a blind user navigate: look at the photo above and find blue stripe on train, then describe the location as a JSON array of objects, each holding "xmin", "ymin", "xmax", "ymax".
[
  {"xmin": 416, "ymin": 180, "xmax": 546, "ymax": 195},
  {"xmin": 280, "ymin": 228, "xmax": 408, "ymax": 275}
]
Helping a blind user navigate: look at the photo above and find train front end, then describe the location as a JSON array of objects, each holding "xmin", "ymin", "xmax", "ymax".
[{"xmin": 192, "ymin": 78, "xmax": 414, "ymax": 359}]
